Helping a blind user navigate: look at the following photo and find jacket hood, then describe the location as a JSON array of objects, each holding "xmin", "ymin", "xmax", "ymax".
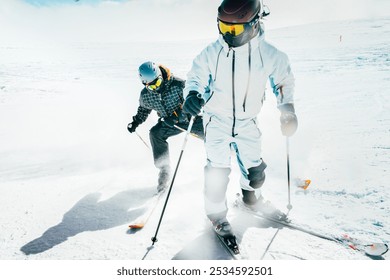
[
  {"xmin": 152, "ymin": 64, "xmax": 173, "ymax": 94},
  {"xmin": 159, "ymin": 65, "xmax": 172, "ymax": 81}
]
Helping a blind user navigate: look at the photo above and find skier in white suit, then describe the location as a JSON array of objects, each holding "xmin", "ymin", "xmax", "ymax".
[{"xmin": 183, "ymin": 0, "xmax": 298, "ymax": 237}]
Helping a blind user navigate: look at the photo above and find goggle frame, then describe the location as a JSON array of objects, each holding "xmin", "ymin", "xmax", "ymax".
[{"xmin": 145, "ymin": 75, "xmax": 163, "ymax": 91}]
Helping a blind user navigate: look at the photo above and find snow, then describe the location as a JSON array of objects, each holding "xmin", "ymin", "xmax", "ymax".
[{"xmin": 0, "ymin": 4, "xmax": 389, "ymax": 269}]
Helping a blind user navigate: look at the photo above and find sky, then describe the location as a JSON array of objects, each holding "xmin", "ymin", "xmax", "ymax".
[
  {"xmin": 21, "ymin": 0, "xmax": 390, "ymax": 19},
  {"xmin": 24, "ymin": 0, "xmax": 127, "ymax": 5},
  {"xmin": 1, "ymin": 0, "xmax": 389, "ymax": 43}
]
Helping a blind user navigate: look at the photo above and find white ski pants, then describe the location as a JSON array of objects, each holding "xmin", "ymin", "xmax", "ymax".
[{"xmin": 203, "ymin": 114, "xmax": 264, "ymax": 218}]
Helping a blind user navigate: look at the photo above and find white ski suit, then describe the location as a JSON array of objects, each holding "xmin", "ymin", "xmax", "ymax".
[{"xmin": 184, "ymin": 31, "xmax": 295, "ymax": 218}]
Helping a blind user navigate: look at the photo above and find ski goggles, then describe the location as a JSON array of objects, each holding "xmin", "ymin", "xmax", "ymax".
[
  {"xmin": 145, "ymin": 75, "xmax": 163, "ymax": 91},
  {"xmin": 218, "ymin": 21, "xmax": 246, "ymax": 36}
]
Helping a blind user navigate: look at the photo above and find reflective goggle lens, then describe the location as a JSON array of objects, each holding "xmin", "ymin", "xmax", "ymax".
[
  {"xmin": 218, "ymin": 21, "xmax": 245, "ymax": 36},
  {"xmin": 146, "ymin": 76, "xmax": 163, "ymax": 91}
]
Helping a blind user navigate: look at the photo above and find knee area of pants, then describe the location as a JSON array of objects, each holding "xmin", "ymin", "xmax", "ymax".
[
  {"xmin": 249, "ymin": 173, "xmax": 265, "ymax": 189},
  {"xmin": 247, "ymin": 162, "xmax": 267, "ymax": 189},
  {"xmin": 149, "ymin": 127, "xmax": 158, "ymax": 136},
  {"xmin": 248, "ymin": 162, "xmax": 266, "ymax": 180}
]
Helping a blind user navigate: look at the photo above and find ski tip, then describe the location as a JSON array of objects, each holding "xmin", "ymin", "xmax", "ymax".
[
  {"xmin": 299, "ymin": 179, "xmax": 311, "ymax": 190},
  {"xmin": 129, "ymin": 223, "xmax": 145, "ymax": 229},
  {"xmin": 365, "ymin": 243, "xmax": 389, "ymax": 257}
]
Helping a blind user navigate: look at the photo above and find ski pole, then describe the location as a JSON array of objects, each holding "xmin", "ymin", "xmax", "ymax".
[
  {"xmin": 151, "ymin": 116, "xmax": 195, "ymax": 245},
  {"xmin": 286, "ymin": 137, "xmax": 292, "ymax": 210},
  {"xmin": 173, "ymin": 124, "xmax": 202, "ymax": 140},
  {"xmin": 136, "ymin": 131, "xmax": 150, "ymax": 150}
]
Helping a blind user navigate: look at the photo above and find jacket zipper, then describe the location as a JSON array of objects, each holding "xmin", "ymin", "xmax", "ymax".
[
  {"xmin": 231, "ymin": 50, "xmax": 237, "ymax": 137},
  {"xmin": 242, "ymin": 42, "xmax": 252, "ymax": 112}
]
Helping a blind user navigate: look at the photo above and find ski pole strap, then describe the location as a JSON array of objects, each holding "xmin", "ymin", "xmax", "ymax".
[{"xmin": 174, "ymin": 124, "xmax": 202, "ymax": 140}]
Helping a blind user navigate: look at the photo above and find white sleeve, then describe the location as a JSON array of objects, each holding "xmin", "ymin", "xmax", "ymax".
[
  {"xmin": 269, "ymin": 51, "xmax": 295, "ymax": 107},
  {"xmin": 184, "ymin": 48, "xmax": 212, "ymax": 101}
]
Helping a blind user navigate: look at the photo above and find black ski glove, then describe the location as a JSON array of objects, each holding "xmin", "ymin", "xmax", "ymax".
[
  {"xmin": 127, "ymin": 118, "xmax": 140, "ymax": 133},
  {"xmin": 163, "ymin": 113, "xmax": 179, "ymax": 128},
  {"xmin": 279, "ymin": 104, "xmax": 298, "ymax": 137},
  {"xmin": 183, "ymin": 91, "xmax": 205, "ymax": 116},
  {"xmin": 163, "ymin": 108, "xmax": 189, "ymax": 128}
]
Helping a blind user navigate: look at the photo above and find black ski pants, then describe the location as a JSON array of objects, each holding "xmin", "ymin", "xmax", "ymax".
[{"xmin": 149, "ymin": 116, "xmax": 204, "ymax": 169}]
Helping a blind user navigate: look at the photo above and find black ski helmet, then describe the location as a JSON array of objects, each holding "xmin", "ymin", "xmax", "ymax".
[
  {"xmin": 138, "ymin": 61, "xmax": 162, "ymax": 85},
  {"xmin": 217, "ymin": 0, "xmax": 261, "ymax": 47}
]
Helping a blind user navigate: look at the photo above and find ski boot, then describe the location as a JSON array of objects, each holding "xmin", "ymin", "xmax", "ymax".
[
  {"xmin": 239, "ymin": 193, "xmax": 289, "ymax": 222},
  {"xmin": 212, "ymin": 218, "xmax": 240, "ymax": 254},
  {"xmin": 252, "ymin": 197, "xmax": 288, "ymax": 221},
  {"xmin": 212, "ymin": 217, "xmax": 233, "ymax": 237}
]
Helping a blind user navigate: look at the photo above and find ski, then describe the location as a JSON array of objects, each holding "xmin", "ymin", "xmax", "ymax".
[
  {"xmin": 213, "ymin": 230, "xmax": 242, "ymax": 260},
  {"xmin": 234, "ymin": 197, "xmax": 388, "ymax": 257},
  {"xmin": 338, "ymin": 234, "xmax": 388, "ymax": 257},
  {"xmin": 128, "ymin": 190, "xmax": 166, "ymax": 229}
]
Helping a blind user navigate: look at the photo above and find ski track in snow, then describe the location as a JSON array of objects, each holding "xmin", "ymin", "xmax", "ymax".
[{"xmin": 0, "ymin": 18, "xmax": 389, "ymax": 260}]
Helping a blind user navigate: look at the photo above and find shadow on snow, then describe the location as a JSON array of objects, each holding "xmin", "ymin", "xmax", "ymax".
[{"xmin": 20, "ymin": 187, "xmax": 156, "ymax": 255}]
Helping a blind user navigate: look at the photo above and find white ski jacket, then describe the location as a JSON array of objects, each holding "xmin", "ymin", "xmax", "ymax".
[{"xmin": 184, "ymin": 32, "xmax": 295, "ymax": 135}]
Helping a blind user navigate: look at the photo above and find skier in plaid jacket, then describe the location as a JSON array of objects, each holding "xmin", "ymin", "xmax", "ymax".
[{"xmin": 127, "ymin": 61, "xmax": 204, "ymax": 191}]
